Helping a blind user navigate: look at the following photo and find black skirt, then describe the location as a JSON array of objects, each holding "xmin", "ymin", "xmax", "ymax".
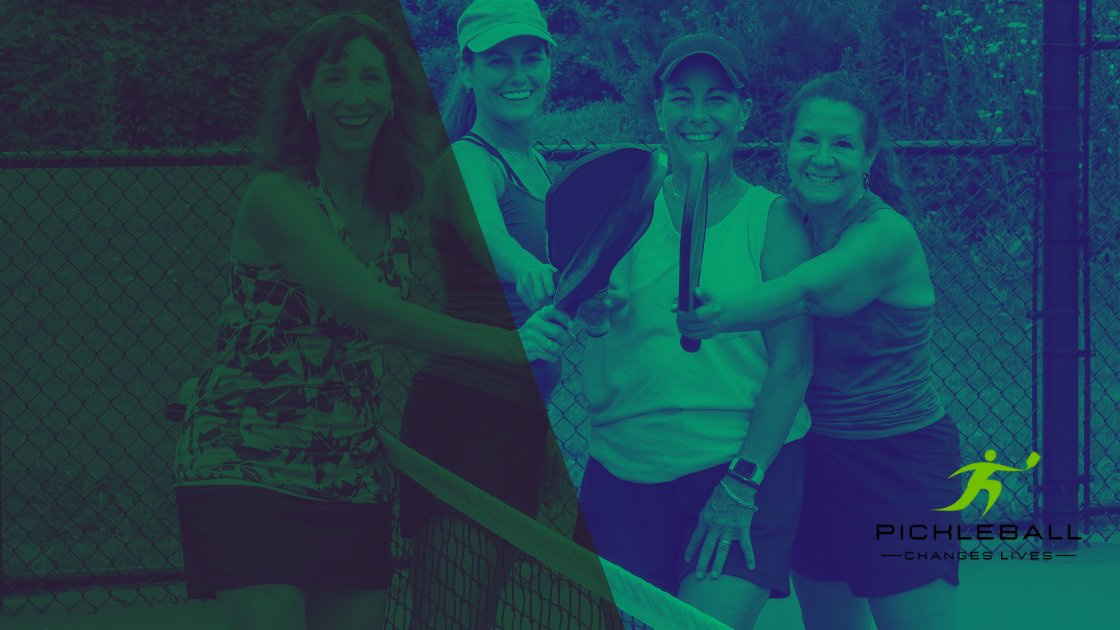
[
  {"xmin": 175, "ymin": 484, "xmax": 393, "ymax": 599},
  {"xmin": 398, "ymin": 370, "xmax": 551, "ymax": 537}
]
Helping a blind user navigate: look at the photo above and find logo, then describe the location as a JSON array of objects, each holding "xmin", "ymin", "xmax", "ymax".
[
  {"xmin": 932, "ymin": 450, "xmax": 1041, "ymax": 517},
  {"xmin": 875, "ymin": 450, "xmax": 1080, "ymax": 561}
]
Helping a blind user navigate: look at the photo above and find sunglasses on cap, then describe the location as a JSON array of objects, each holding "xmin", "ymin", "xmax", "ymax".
[{"xmin": 304, "ymin": 13, "xmax": 384, "ymax": 36}]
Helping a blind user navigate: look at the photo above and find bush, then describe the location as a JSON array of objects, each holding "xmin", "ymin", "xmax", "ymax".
[
  {"xmin": 536, "ymin": 101, "xmax": 656, "ymax": 146},
  {"xmin": 1, "ymin": 0, "xmax": 1047, "ymax": 151},
  {"xmin": 0, "ymin": 0, "xmax": 418, "ymax": 151}
]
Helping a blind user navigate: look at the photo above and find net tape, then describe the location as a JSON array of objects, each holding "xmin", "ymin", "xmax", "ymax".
[{"xmin": 381, "ymin": 432, "xmax": 734, "ymax": 630}]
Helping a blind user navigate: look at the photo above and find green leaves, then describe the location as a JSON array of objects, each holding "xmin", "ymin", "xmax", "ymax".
[
  {"xmin": 3, "ymin": 0, "xmax": 322, "ymax": 150},
  {"xmin": 2, "ymin": 0, "xmax": 1045, "ymax": 150}
]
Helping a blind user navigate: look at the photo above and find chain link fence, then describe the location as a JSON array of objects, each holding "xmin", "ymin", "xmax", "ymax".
[
  {"xmin": 1084, "ymin": 0, "xmax": 1120, "ymax": 549},
  {"xmin": 2, "ymin": 137, "xmax": 1116, "ymax": 617}
]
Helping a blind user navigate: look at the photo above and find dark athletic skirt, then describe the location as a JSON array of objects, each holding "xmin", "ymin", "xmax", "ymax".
[
  {"xmin": 397, "ymin": 370, "xmax": 551, "ymax": 537},
  {"xmin": 174, "ymin": 484, "xmax": 393, "ymax": 599},
  {"xmin": 790, "ymin": 413, "xmax": 963, "ymax": 598}
]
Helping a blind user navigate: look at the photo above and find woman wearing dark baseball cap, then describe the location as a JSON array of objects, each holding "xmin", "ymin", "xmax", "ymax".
[
  {"xmin": 576, "ymin": 32, "xmax": 814, "ymax": 629},
  {"xmin": 398, "ymin": 1, "xmax": 577, "ymax": 629}
]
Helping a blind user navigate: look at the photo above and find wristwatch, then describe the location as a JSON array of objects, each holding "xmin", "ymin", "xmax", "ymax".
[{"xmin": 726, "ymin": 457, "xmax": 764, "ymax": 489}]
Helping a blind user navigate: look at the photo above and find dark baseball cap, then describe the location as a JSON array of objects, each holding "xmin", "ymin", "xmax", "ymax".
[{"xmin": 656, "ymin": 33, "xmax": 748, "ymax": 90}]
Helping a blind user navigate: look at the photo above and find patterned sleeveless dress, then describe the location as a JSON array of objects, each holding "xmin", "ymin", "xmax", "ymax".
[{"xmin": 172, "ymin": 169, "xmax": 411, "ymax": 505}]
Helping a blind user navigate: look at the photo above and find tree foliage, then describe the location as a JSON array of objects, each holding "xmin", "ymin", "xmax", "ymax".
[
  {"xmin": 1, "ymin": 0, "xmax": 1042, "ymax": 151},
  {"xmin": 1, "ymin": 0, "xmax": 417, "ymax": 150}
]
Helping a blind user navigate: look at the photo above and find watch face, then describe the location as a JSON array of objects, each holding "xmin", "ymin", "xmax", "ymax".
[{"xmin": 733, "ymin": 459, "xmax": 759, "ymax": 478}]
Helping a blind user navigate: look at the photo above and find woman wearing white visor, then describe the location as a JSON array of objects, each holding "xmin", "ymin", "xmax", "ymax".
[{"xmin": 399, "ymin": 1, "xmax": 576, "ymax": 629}]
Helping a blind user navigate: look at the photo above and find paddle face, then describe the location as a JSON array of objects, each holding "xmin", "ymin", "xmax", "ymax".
[
  {"xmin": 679, "ymin": 153, "xmax": 709, "ymax": 353},
  {"xmin": 546, "ymin": 146, "xmax": 667, "ymax": 316}
]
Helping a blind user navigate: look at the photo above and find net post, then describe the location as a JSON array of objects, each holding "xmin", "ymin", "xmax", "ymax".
[{"xmin": 1040, "ymin": 0, "xmax": 1084, "ymax": 551}]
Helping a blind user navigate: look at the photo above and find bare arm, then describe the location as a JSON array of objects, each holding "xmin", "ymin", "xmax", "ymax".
[
  {"xmin": 245, "ymin": 172, "xmax": 526, "ymax": 363},
  {"xmin": 726, "ymin": 198, "xmax": 814, "ymax": 497},
  {"xmin": 719, "ymin": 209, "xmax": 915, "ymax": 332}
]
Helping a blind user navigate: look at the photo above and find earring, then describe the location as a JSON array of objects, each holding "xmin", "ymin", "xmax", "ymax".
[
  {"xmin": 863, "ymin": 171, "xmax": 871, "ymax": 190},
  {"xmin": 388, "ymin": 108, "xmax": 394, "ymax": 121},
  {"xmin": 306, "ymin": 110, "xmax": 313, "ymax": 122}
]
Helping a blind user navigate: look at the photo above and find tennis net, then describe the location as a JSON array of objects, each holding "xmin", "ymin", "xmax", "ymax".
[{"xmin": 379, "ymin": 432, "xmax": 734, "ymax": 630}]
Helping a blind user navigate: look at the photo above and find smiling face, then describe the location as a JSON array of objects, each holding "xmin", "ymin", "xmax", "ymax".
[
  {"xmin": 461, "ymin": 36, "xmax": 550, "ymax": 128},
  {"xmin": 299, "ymin": 36, "xmax": 394, "ymax": 156},
  {"xmin": 786, "ymin": 97, "xmax": 878, "ymax": 213},
  {"xmin": 654, "ymin": 55, "xmax": 750, "ymax": 176}
]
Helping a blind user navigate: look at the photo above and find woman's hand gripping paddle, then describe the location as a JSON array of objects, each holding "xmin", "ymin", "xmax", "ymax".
[{"xmin": 679, "ymin": 153, "xmax": 709, "ymax": 353}]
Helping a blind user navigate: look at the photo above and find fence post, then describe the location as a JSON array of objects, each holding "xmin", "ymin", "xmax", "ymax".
[{"xmin": 1040, "ymin": 0, "xmax": 1083, "ymax": 551}]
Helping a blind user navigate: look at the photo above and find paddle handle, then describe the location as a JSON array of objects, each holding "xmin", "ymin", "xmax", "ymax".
[{"xmin": 681, "ymin": 336, "xmax": 701, "ymax": 353}]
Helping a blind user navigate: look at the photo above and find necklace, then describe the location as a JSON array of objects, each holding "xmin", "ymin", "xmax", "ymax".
[
  {"xmin": 500, "ymin": 148, "xmax": 541, "ymax": 165},
  {"xmin": 486, "ymin": 143, "xmax": 549, "ymax": 181},
  {"xmin": 469, "ymin": 129, "xmax": 542, "ymax": 168},
  {"xmin": 669, "ymin": 174, "xmax": 738, "ymax": 200}
]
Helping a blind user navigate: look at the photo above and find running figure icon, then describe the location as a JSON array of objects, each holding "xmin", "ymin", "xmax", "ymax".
[{"xmin": 932, "ymin": 450, "xmax": 1041, "ymax": 517}]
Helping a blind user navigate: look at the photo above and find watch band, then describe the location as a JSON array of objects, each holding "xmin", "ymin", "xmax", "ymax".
[{"xmin": 726, "ymin": 456, "xmax": 763, "ymax": 489}]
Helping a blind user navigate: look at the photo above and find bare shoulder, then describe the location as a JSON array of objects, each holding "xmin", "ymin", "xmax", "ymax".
[
  {"xmin": 243, "ymin": 171, "xmax": 313, "ymax": 214},
  {"xmin": 233, "ymin": 172, "xmax": 315, "ymax": 265},
  {"xmin": 443, "ymin": 140, "xmax": 506, "ymax": 215},
  {"xmin": 863, "ymin": 209, "xmax": 934, "ymax": 307},
  {"xmin": 449, "ymin": 141, "xmax": 502, "ymax": 182},
  {"xmin": 861, "ymin": 207, "xmax": 921, "ymax": 247},
  {"xmin": 824, "ymin": 207, "xmax": 921, "ymax": 278},
  {"xmin": 767, "ymin": 196, "xmax": 806, "ymax": 227},
  {"xmin": 763, "ymin": 196, "xmax": 811, "ymax": 248},
  {"xmin": 238, "ymin": 170, "xmax": 328, "ymax": 245},
  {"xmin": 762, "ymin": 196, "xmax": 812, "ymax": 277}
]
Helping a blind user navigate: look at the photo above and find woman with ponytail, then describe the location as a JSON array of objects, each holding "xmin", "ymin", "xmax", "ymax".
[
  {"xmin": 398, "ymin": 1, "xmax": 576, "ymax": 628},
  {"xmin": 676, "ymin": 70, "xmax": 962, "ymax": 630}
]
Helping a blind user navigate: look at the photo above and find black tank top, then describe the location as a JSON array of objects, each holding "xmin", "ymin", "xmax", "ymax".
[{"xmin": 419, "ymin": 132, "xmax": 562, "ymax": 408}]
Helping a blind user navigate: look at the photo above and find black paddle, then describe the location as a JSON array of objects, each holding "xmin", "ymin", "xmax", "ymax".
[
  {"xmin": 679, "ymin": 153, "xmax": 709, "ymax": 353},
  {"xmin": 545, "ymin": 145, "xmax": 667, "ymax": 317}
]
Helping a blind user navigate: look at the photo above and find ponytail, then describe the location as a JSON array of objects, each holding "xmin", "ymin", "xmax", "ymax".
[
  {"xmin": 439, "ymin": 50, "xmax": 477, "ymax": 143},
  {"xmin": 867, "ymin": 142, "xmax": 910, "ymax": 216}
]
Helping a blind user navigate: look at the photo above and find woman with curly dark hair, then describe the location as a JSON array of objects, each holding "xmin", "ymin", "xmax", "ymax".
[{"xmin": 171, "ymin": 13, "xmax": 569, "ymax": 630}]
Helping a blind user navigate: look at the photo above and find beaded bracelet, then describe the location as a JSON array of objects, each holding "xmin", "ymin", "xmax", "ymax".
[{"xmin": 720, "ymin": 479, "xmax": 759, "ymax": 513}]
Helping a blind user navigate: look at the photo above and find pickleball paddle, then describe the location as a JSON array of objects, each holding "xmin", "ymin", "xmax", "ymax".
[
  {"xmin": 545, "ymin": 145, "xmax": 667, "ymax": 316},
  {"xmin": 679, "ymin": 153, "xmax": 709, "ymax": 353}
]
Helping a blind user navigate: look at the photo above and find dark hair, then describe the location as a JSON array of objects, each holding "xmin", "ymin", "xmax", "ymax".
[
  {"xmin": 439, "ymin": 40, "xmax": 551, "ymax": 143},
  {"xmin": 253, "ymin": 17, "xmax": 433, "ymax": 214},
  {"xmin": 780, "ymin": 70, "xmax": 910, "ymax": 215}
]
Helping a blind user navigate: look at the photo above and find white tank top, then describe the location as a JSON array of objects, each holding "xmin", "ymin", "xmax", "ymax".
[{"xmin": 582, "ymin": 185, "xmax": 812, "ymax": 483}]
